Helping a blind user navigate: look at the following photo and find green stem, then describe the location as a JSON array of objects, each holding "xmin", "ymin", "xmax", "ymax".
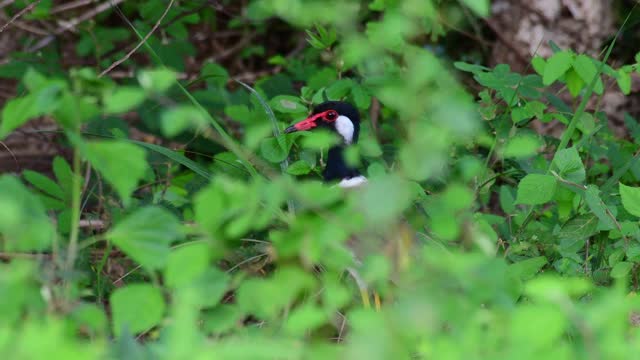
[
  {"xmin": 65, "ymin": 147, "xmax": 83, "ymax": 274},
  {"xmin": 601, "ymin": 148, "xmax": 640, "ymax": 193},
  {"xmin": 117, "ymin": 16, "xmax": 259, "ymax": 178}
]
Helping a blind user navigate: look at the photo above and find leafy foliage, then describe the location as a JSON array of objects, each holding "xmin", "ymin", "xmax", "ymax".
[{"xmin": 2, "ymin": 0, "xmax": 640, "ymax": 358}]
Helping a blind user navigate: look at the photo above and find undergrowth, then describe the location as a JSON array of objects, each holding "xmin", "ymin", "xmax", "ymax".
[{"xmin": 2, "ymin": 0, "xmax": 640, "ymax": 359}]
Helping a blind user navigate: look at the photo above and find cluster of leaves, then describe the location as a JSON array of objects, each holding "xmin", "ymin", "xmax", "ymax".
[{"xmin": 2, "ymin": 0, "xmax": 640, "ymax": 358}]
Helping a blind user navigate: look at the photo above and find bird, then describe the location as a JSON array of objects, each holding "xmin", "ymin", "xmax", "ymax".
[
  {"xmin": 284, "ymin": 100, "xmax": 388, "ymax": 310},
  {"xmin": 284, "ymin": 101, "xmax": 368, "ymax": 189}
]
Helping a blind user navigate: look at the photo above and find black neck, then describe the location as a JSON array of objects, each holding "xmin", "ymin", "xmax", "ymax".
[{"xmin": 323, "ymin": 146, "xmax": 360, "ymax": 181}]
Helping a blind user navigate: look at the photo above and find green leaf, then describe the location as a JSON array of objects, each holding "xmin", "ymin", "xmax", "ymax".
[
  {"xmin": 165, "ymin": 242, "xmax": 210, "ymax": 288},
  {"xmin": 620, "ymin": 183, "xmax": 640, "ymax": 217},
  {"xmin": 509, "ymin": 256, "xmax": 548, "ymax": 281},
  {"xmin": 0, "ymin": 175, "xmax": 55, "ymax": 251},
  {"xmin": 104, "ymin": 87, "xmax": 146, "ymax": 114},
  {"xmin": 565, "ymin": 69, "xmax": 584, "ymax": 97},
  {"xmin": 610, "ymin": 261, "xmax": 633, "ymax": 279},
  {"xmin": 224, "ymin": 105, "xmax": 252, "ymax": 123},
  {"xmin": 551, "ymin": 147, "xmax": 585, "ymax": 184},
  {"xmin": 107, "ymin": 207, "xmax": 183, "ymax": 270},
  {"xmin": 53, "ymin": 156, "xmax": 75, "ymax": 198},
  {"xmin": 201, "ymin": 62, "xmax": 229, "ymax": 87},
  {"xmin": 617, "ymin": 69, "xmax": 631, "ymax": 95},
  {"xmin": 584, "ymin": 185, "xmax": 616, "ymax": 229},
  {"xmin": 351, "ymin": 84, "xmax": 371, "ymax": 109},
  {"xmin": 137, "ymin": 68, "xmax": 177, "ymax": 93},
  {"xmin": 516, "ymin": 174, "xmax": 557, "ymax": 205},
  {"xmin": 502, "ymin": 135, "xmax": 541, "ymax": 159},
  {"xmin": 285, "ymin": 303, "xmax": 328, "ymax": 335},
  {"xmin": 22, "ymin": 170, "xmax": 64, "ymax": 200},
  {"xmin": 269, "ymin": 95, "xmax": 307, "ymax": 113},
  {"xmin": 499, "ymin": 185, "xmax": 515, "ymax": 213},
  {"xmin": 0, "ymin": 80, "xmax": 64, "ymax": 138},
  {"xmin": 326, "ymin": 79, "xmax": 353, "ymax": 100},
  {"xmin": 358, "ymin": 175, "xmax": 414, "ymax": 225},
  {"xmin": 557, "ymin": 215, "xmax": 598, "ymax": 240},
  {"xmin": 260, "ymin": 137, "xmax": 287, "ymax": 163},
  {"xmin": 82, "ymin": 140, "xmax": 149, "ymax": 206},
  {"xmin": 161, "ymin": 105, "xmax": 207, "ymax": 137},
  {"xmin": 531, "ymin": 56, "xmax": 546, "ymax": 75},
  {"xmin": 543, "ymin": 51, "xmax": 573, "ymax": 85},
  {"xmin": 130, "ymin": 140, "xmax": 211, "ymax": 180},
  {"xmin": 110, "ymin": 284, "xmax": 166, "ymax": 336},
  {"xmin": 460, "ymin": 0, "xmax": 489, "ymax": 16},
  {"xmin": 572, "ymin": 55, "xmax": 603, "ymax": 94},
  {"xmin": 286, "ymin": 160, "xmax": 312, "ymax": 175}
]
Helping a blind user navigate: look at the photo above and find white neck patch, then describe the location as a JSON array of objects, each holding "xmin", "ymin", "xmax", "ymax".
[
  {"xmin": 335, "ymin": 115, "xmax": 354, "ymax": 145},
  {"xmin": 337, "ymin": 175, "xmax": 368, "ymax": 189}
]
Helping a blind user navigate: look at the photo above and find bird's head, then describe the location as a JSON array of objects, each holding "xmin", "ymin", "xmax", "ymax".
[{"xmin": 284, "ymin": 101, "xmax": 360, "ymax": 145}]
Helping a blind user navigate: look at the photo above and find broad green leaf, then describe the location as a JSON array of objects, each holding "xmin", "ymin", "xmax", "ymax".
[
  {"xmin": 454, "ymin": 61, "xmax": 489, "ymax": 74},
  {"xmin": 107, "ymin": 207, "xmax": 183, "ymax": 270},
  {"xmin": 110, "ymin": 284, "xmax": 166, "ymax": 336},
  {"xmin": 508, "ymin": 256, "xmax": 548, "ymax": 281},
  {"xmin": 351, "ymin": 84, "xmax": 371, "ymax": 109},
  {"xmin": 269, "ymin": 95, "xmax": 307, "ymax": 113},
  {"xmin": 285, "ymin": 303, "xmax": 327, "ymax": 335},
  {"xmin": 0, "ymin": 81, "xmax": 64, "ymax": 138},
  {"xmin": 0, "ymin": 176, "xmax": 55, "ymax": 251},
  {"xmin": 71, "ymin": 304, "xmax": 107, "ymax": 335},
  {"xmin": 610, "ymin": 261, "xmax": 633, "ymax": 279},
  {"xmin": 286, "ymin": 160, "xmax": 312, "ymax": 175},
  {"xmin": 103, "ymin": 87, "xmax": 146, "ymax": 114},
  {"xmin": 161, "ymin": 105, "xmax": 207, "ymax": 137},
  {"xmin": 552, "ymin": 147, "xmax": 585, "ymax": 183},
  {"xmin": 82, "ymin": 140, "xmax": 149, "ymax": 206},
  {"xmin": 326, "ymin": 79, "xmax": 353, "ymax": 100},
  {"xmin": 165, "ymin": 242, "xmax": 210, "ymax": 288},
  {"xmin": 53, "ymin": 156, "xmax": 75, "ymax": 198},
  {"xmin": 620, "ymin": 183, "xmax": 640, "ymax": 217},
  {"xmin": 565, "ymin": 69, "xmax": 584, "ymax": 97},
  {"xmin": 516, "ymin": 174, "xmax": 557, "ymax": 205},
  {"xmin": 201, "ymin": 62, "xmax": 229, "ymax": 87},
  {"xmin": 543, "ymin": 51, "xmax": 573, "ymax": 85},
  {"xmin": 137, "ymin": 68, "xmax": 177, "ymax": 93},
  {"xmin": 617, "ymin": 69, "xmax": 631, "ymax": 95},
  {"xmin": 584, "ymin": 185, "xmax": 616, "ymax": 229},
  {"xmin": 22, "ymin": 170, "xmax": 64, "ymax": 200},
  {"xmin": 260, "ymin": 138, "xmax": 286, "ymax": 163},
  {"xmin": 260, "ymin": 137, "xmax": 288, "ymax": 163},
  {"xmin": 572, "ymin": 55, "xmax": 603, "ymax": 94},
  {"xmin": 511, "ymin": 305, "xmax": 566, "ymax": 348},
  {"xmin": 358, "ymin": 174, "xmax": 414, "ymax": 225},
  {"xmin": 224, "ymin": 104, "xmax": 252, "ymax": 123},
  {"xmin": 531, "ymin": 56, "xmax": 546, "ymax": 75},
  {"xmin": 499, "ymin": 185, "xmax": 515, "ymax": 213},
  {"xmin": 502, "ymin": 135, "xmax": 541, "ymax": 159},
  {"xmin": 131, "ymin": 140, "xmax": 211, "ymax": 180},
  {"xmin": 557, "ymin": 215, "xmax": 598, "ymax": 240}
]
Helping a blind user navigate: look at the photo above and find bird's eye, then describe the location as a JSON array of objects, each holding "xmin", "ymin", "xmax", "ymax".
[{"xmin": 325, "ymin": 110, "xmax": 338, "ymax": 121}]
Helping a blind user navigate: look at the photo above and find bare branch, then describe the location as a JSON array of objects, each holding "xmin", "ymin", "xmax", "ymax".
[
  {"xmin": 99, "ymin": 0, "xmax": 175, "ymax": 77},
  {"xmin": 0, "ymin": 0, "xmax": 41, "ymax": 33}
]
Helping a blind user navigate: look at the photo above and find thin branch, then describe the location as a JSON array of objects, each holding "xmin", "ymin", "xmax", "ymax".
[
  {"xmin": 0, "ymin": 0, "xmax": 15, "ymax": 10},
  {"xmin": 0, "ymin": 0, "xmax": 41, "ymax": 33},
  {"xmin": 0, "ymin": 140, "xmax": 20, "ymax": 172},
  {"xmin": 99, "ymin": 0, "xmax": 175, "ymax": 77},
  {"xmin": 50, "ymin": 0, "xmax": 97, "ymax": 14},
  {"xmin": 54, "ymin": 0, "xmax": 126, "ymax": 34},
  {"xmin": 27, "ymin": 0, "xmax": 126, "ymax": 52}
]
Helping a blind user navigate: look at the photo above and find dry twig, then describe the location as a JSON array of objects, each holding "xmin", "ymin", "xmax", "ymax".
[
  {"xmin": 99, "ymin": 0, "xmax": 175, "ymax": 77},
  {"xmin": 0, "ymin": 0, "xmax": 41, "ymax": 33}
]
